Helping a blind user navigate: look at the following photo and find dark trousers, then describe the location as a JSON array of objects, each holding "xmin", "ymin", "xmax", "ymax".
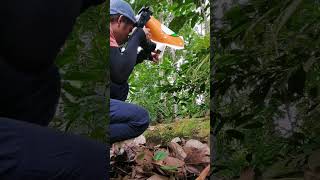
[
  {"xmin": 110, "ymin": 99, "xmax": 150, "ymax": 143},
  {"xmin": 0, "ymin": 60, "xmax": 108, "ymax": 180},
  {"xmin": 0, "ymin": 118, "xmax": 108, "ymax": 180}
]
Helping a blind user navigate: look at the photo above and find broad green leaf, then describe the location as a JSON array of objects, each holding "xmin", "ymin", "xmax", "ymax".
[{"xmin": 153, "ymin": 151, "xmax": 168, "ymax": 161}]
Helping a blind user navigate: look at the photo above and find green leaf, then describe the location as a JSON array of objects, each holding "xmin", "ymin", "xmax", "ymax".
[
  {"xmin": 169, "ymin": 15, "xmax": 186, "ymax": 33},
  {"xmin": 62, "ymin": 81, "xmax": 84, "ymax": 97},
  {"xmin": 191, "ymin": 14, "xmax": 199, "ymax": 28},
  {"xmin": 160, "ymin": 165, "xmax": 178, "ymax": 171},
  {"xmin": 153, "ymin": 151, "xmax": 168, "ymax": 161}
]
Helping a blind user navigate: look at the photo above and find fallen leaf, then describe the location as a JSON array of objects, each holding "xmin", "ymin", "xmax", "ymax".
[
  {"xmin": 133, "ymin": 135, "xmax": 147, "ymax": 145},
  {"xmin": 185, "ymin": 139, "xmax": 210, "ymax": 155},
  {"xmin": 160, "ymin": 165, "xmax": 178, "ymax": 172},
  {"xmin": 195, "ymin": 164, "xmax": 210, "ymax": 180},
  {"xmin": 147, "ymin": 174, "xmax": 169, "ymax": 180},
  {"xmin": 135, "ymin": 149, "xmax": 154, "ymax": 172},
  {"xmin": 184, "ymin": 147, "xmax": 210, "ymax": 164},
  {"xmin": 112, "ymin": 135, "xmax": 146, "ymax": 159},
  {"xmin": 186, "ymin": 165, "xmax": 201, "ymax": 175},
  {"xmin": 163, "ymin": 156, "xmax": 185, "ymax": 167},
  {"xmin": 168, "ymin": 142, "xmax": 187, "ymax": 161},
  {"xmin": 154, "ymin": 151, "xmax": 168, "ymax": 161},
  {"xmin": 171, "ymin": 137, "xmax": 182, "ymax": 143},
  {"xmin": 126, "ymin": 147, "xmax": 137, "ymax": 161}
]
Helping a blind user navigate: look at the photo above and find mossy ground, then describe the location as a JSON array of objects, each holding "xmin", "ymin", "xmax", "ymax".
[{"xmin": 144, "ymin": 117, "xmax": 210, "ymax": 145}]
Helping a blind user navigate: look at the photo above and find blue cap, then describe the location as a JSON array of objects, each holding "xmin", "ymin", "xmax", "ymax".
[{"xmin": 110, "ymin": 0, "xmax": 136, "ymax": 24}]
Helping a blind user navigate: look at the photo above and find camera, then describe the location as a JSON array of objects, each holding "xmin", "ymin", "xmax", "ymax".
[{"xmin": 135, "ymin": 7, "xmax": 157, "ymax": 54}]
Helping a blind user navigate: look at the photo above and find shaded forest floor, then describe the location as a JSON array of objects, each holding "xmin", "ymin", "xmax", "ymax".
[{"xmin": 110, "ymin": 117, "xmax": 211, "ymax": 180}]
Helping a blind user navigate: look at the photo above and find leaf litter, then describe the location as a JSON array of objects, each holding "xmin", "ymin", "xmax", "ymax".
[{"xmin": 110, "ymin": 135, "xmax": 210, "ymax": 180}]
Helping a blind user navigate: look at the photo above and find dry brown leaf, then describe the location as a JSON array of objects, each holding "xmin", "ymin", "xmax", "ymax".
[
  {"xmin": 135, "ymin": 149, "xmax": 153, "ymax": 165},
  {"xmin": 147, "ymin": 174, "xmax": 169, "ymax": 180},
  {"xmin": 168, "ymin": 142, "xmax": 187, "ymax": 161},
  {"xmin": 153, "ymin": 156, "xmax": 186, "ymax": 176},
  {"xmin": 132, "ymin": 164, "xmax": 153, "ymax": 179},
  {"xmin": 186, "ymin": 165, "xmax": 201, "ymax": 175},
  {"xmin": 132, "ymin": 165, "xmax": 144, "ymax": 177},
  {"xmin": 195, "ymin": 164, "xmax": 210, "ymax": 180},
  {"xmin": 184, "ymin": 147, "xmax": 210, "ymax": 164},
  {"xmin": 114, "ymin": 135, "xmax": 146, "ymax": 151},
  {"xmin": 163, "ymin": 156, "xmax": 185, "ymax": 167},
  {"xmin": 185, "ymin": 139, "xmax": 210, "ymax": 155},
  {"xmin": 135, "ymin": 149, "xmax": 154, "ymax": 172},
  {"xmin": 111, "ymin": 131, "xmax": 211, "ymax": 179},
  {"xmin": 127, "ymin": 147, "xmax": 137, "ymax": 161},
  {"xmin": 111, "ymin": 135, "xmax": 146, "ymax": 160}
]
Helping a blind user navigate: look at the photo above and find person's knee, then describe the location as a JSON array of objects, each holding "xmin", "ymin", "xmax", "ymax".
[
  {"xmin": 138, "ymin": 106, "xmax": 150, "ymax": 129},
  {"xmin": 130, "ymin": 105, "xmax": 150, "ymax": 134},
  {"xmin": 140, "ymin": 107, "xmax": 150, "ymax": 127}
]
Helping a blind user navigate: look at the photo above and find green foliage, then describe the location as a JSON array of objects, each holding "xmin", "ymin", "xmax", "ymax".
[
  {"xmin": 51, "ymin": 4, "xmax": 108, "ymax": 143},
  {"xmin": 212, "ymin": 0, "xmax": 320, "ymax": 178}
]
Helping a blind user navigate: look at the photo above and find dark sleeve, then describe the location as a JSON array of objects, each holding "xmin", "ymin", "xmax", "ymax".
[
  {"xmin": 110, "ymin": 28, "xmax": 146, "ymax": 84},
  {"xmin": 136, "ymin": 50, "xmax": 152, "ymax": 65}
]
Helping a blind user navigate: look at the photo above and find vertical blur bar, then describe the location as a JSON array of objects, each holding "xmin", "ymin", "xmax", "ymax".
[
  {"xmin": 53, "ymin": 1, "xmax": 109, "ymax": 144},
  {"xmin": 53, "ymin": 0, "xmax": 110, "ymax": 176},
  {"xmin": 210, "ymin": 0, "xmax": 215, "ymax": 179},
  {"xmin": 0, "ymin": 0, "xmax": 109, "ymax": 179},
  {"xmin": 211, "ymin": 0, "xmax": 320, "ymax": 179}
]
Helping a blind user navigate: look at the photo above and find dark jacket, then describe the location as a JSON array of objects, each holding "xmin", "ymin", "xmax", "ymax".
[
  {"xmin": 110, "ymin": 28, "xmax": 151, "ymax": 101},
  {"xmin": 0, "ymin": 0, "xmax": 104, "ymax": 125}
]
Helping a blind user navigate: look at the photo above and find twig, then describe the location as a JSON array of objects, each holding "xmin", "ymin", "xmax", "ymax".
[{"xmin": 115, "ymin": 166, "xmax": 129, "ymax": 175}]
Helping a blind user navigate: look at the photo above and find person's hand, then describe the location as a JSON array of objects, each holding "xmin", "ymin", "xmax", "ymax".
[
  {"xmin": 143, "ymin": 27, "xmax": 151, "ymax": 40},
  {"xmin": 150, "ymin": 51, "xmax": 160, "ymax": 64}
]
